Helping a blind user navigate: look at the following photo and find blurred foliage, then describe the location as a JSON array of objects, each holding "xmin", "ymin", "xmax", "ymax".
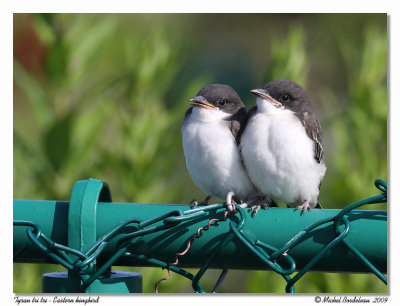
[
  {"xmin": 319, "ymin": 26, "xmax": 387, "ymax": 208},
  {"xmin": 13, "ymin": 13, "xmax": 387, "ymax": 293}
]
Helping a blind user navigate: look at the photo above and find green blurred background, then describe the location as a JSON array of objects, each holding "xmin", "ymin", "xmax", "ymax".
[{"xmin": 13, "ymin": 13, "xmax": 387, "ymax": 293}]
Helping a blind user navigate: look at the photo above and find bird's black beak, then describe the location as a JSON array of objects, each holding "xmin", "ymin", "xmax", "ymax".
[
  {"xmin": 190, "ymin": 96, "xmax": 219, "ymax": 110},
  {"xmin": 250, "ymin": 89, "xmax": 282, "ymax": 107}
]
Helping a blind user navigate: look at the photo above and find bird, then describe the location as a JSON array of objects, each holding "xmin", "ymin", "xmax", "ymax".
[
  {"xmin": 240, "ymin": 79, "xmax": 326, "ymax": 215},
  {"xmin": 181, "ymin": 84, "xmax": 261, "ymax": 210}
]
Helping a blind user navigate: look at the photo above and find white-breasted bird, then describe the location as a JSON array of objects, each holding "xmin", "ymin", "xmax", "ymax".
[
  {"xmin": 182, "ymin": 84, "xmax": 259, "ymax": 207},
  {"xmin": 240, "ymin": 79, "xmax": 326, "ymax": 215}
]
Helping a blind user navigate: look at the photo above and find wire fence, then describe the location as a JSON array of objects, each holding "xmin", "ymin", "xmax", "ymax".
[{"xmin": 13, "ymin": 179, "xmax": 387, "ymax": 293}]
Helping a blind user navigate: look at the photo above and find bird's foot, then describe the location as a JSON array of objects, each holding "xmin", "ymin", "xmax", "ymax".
[
  {"xmin": 248, "ymin": 203, "xmax": 269, "ymax": 217},
  {"xmin": 239, "ymin": 196, "xmax": 261, "ymax": 209},
  {"xmin": 190, "ymin": 195, "xmax": 212, "ymax": 208},
  {"xmin": 242, "ymin": 196, "xmax": 275, "ymax": 217},
  {"xmin": 294, "ymin": 200, "xmax": 311, "ymax": 216},
  {"xmin": 249, "ymin": 197, "xmax": 274, "ymax": 217}
]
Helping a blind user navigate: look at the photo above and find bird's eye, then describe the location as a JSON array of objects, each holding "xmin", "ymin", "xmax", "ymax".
[
  {"xmin": 280, "ymin": 94, "xmax": 290, "ymax": 102},
  {"xmin": 218, "ymin": 99, "xmax": 227, "ymax": 106}
]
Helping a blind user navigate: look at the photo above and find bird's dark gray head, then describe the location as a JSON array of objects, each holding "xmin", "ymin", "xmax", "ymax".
[
  {"xmin": 190, "ymin": 84, "xmax": 244, "ymax": 115},
  {"xmin": 251, "ymin": 79, "xmax": 313, "ymax": 113}
]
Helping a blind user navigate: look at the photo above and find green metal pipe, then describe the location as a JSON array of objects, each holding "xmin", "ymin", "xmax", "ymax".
[{"xmin": 13, "ymin": 199, "xmax": 387, "ymax": 273}]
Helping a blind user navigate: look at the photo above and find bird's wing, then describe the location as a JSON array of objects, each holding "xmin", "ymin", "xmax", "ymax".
[
  {"xmin": 301, "ymin": 111, "xmax": 324, "ymax": 164},
  {"xmin": 183, "ymin": 107, "xmax": 193, "ymax": 124},
  {"xmin": 303, "ymin": 115, "xmax": 324, "ymax": 209},
  {"xmin": 237, "ymin": 105, "xmax": 257, "ymax": 178},
  {"xmin": 237, "ymin": 104, "xmax": 256, "ymax": 156},
  {"xmin": 229, "ymin": 107, "xmax": 248, "ymax": 145},
  {"xmin": 247, "ymin": 105, "xmax": 258, "ymax": 120}
]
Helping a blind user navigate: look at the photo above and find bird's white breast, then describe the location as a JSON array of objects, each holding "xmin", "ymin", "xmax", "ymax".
[
  {"xmin": 240, "ymin": 107, "xmax": 326, "ymax": 206},
  {"xmin": 182, "ymin": 108, "xmax": 257, "ymax": 200}
]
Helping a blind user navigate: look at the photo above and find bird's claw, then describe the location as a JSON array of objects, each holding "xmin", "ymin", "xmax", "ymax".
[
  {"xmin": 190, "ymin": 195, "xmax": 211, "ymax": 208},
  {"xmin": 241, "ymin": 196, "xmax": 272, "ymax": 217},
  {"xmin": 248, "ymin": 202, "xmax": 269, "ymax": 217},
  {"xmin": 294, "ymin": 201, "xmax": 311, "ymax": 216}
]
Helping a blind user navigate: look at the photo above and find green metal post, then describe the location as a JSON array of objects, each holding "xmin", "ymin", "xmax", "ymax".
[{"xmin": 38, "ymin": 179, "xmax": 142, "ymax": 293}]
